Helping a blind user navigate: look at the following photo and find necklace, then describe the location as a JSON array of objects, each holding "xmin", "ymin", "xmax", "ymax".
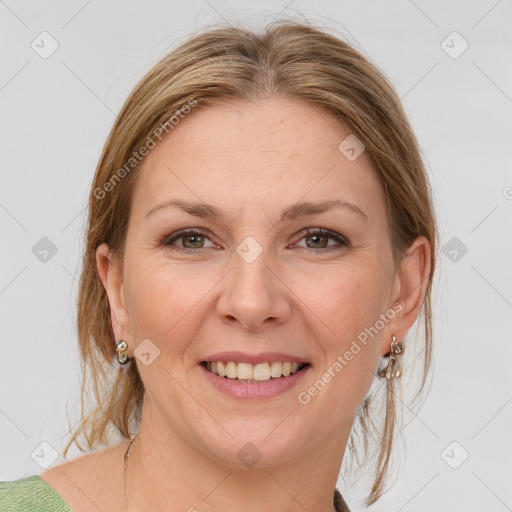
[
  {"xmin": 123, "ymin": 431, "xmax": 138, "ymax": 510},
  {"xmin": 122, "ymin": 431, "xmax": 348, "ymax": 512}
]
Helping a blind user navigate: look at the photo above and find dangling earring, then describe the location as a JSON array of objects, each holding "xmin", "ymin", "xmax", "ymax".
[
  {"xmin": 116, "ymin": 340, "xmax": 130, "ymax": 365},
  {"xmin": 378, "ymin": 335, "xmax": 404, "ymax": 380}
]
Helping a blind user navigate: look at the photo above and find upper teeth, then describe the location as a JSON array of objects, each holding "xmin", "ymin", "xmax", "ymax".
[{"xmin": 205, "ymin": 361, "xmax": 304, "ymax": 380}]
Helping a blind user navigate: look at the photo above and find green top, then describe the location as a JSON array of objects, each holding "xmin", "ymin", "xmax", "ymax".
[{"xmin": 0, "ymin": 475, "xmax": 72, "ymax": 512}]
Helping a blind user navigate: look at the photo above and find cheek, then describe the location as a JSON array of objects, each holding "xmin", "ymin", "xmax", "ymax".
[
  {"xmin": 296, "ymin": 264, "xmax": 389, "ymax": 348},
  {"xmin": 296, "ymin": 265, "xmax": 389, "ymax": 408},
  {"xmin": 126, "ymin": 260, "xmax": 211, "ymax": 350}
]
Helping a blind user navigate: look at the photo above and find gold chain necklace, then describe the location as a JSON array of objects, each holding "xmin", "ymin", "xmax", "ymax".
[{"xmin": 123, "ymin": 431, "xmax": 138, "ymax": 510}]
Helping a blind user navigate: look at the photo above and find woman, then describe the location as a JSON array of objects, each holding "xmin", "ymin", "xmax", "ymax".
[{"xmin": 1, "ymin": 19, "xmax": 437, "ymax": 511}]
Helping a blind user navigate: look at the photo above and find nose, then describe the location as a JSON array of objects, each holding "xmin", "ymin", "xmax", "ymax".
[{"xmin": 216, "ymin": 250, "xmax": 291, "ymax": 332}]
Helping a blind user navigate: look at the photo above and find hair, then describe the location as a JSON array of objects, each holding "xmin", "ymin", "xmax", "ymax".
[{"xmin": 64, "ymin": 18, "xmax": 438, "ymax": 507}]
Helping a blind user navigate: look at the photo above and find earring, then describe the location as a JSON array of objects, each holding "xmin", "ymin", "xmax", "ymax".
[
  {"xmin": 378, "ymin": 335, "xmax": 404, "ymax": 380},
  {"xmin": 116, "ymin": 340, "xmax": 130, "ymax": 365}
]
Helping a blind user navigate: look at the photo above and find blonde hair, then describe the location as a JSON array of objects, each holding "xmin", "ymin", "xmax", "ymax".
[{"xmin": 64, "ymin": 19, "xmax": 438, "ymax": 506}]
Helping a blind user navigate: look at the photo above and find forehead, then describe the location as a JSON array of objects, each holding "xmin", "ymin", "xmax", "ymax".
[{"xmin": 131, "ymin": 97, "xmax": 384, "ymax": 221}]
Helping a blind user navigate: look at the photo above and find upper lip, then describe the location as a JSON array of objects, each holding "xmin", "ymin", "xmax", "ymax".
[{"xmin": 201, "ymin": 351, "xmax": 311, "ymax": 365}]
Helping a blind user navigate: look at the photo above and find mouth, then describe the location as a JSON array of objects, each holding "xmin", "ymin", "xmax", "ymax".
[{"xmin": 200, "ymin": 360, "xmax": 310, "ymax": 383}]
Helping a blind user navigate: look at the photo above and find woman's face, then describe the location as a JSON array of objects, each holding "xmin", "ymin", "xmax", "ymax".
[{"xmin": 99, "ymin": 97, "xmax": 424, "ymax": 469}]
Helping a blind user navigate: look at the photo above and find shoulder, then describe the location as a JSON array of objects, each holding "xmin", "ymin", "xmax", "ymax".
[
  {"xmin": 0, "ymin": 475, "xmax": 71, "ymax": 512},
  {"xmin": 37, "ymin": 441, "xmax": 129, "ymax": 512}
]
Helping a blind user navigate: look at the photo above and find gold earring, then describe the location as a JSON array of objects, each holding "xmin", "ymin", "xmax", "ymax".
[
  {"xmin": 378, "ymin": 335, "xmax": 404, "ymax": 380},
  {"xmin": 116, "ymin": 340, "xmax": 130, "ymax": 365}
]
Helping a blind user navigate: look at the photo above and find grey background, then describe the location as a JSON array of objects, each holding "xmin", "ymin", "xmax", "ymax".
[{"xmin": 1, "ymin": 1, "xmax": 511, "ymax": 511}]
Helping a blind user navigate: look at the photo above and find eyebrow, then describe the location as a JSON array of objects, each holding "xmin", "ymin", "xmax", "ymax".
[{"xmin": 144, "ymin": 198, "xmax": 367, "ymax": 223}]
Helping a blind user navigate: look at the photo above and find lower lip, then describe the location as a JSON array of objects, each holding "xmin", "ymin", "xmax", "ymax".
[{"xmin": 199, "ymin": 363, "xmax": 311, "ymax": 400}]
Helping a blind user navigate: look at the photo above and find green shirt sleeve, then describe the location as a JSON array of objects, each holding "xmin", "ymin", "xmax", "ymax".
[{"xmin": 0, "ymin": 475, "xmax": 72, "ymax": 512}]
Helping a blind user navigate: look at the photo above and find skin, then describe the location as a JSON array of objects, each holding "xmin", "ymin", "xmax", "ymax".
[{"xmin": 40, "ymin": 97, "xmax": 430, "ymax": 512}]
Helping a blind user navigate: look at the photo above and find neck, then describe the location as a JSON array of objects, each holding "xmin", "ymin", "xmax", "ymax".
[{"xmin": 123, "ymin": 398, "xmax": 349, "ymax": 512}]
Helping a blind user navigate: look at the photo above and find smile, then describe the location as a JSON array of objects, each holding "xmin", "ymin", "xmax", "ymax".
[
  {"xmin": 201, "ymin": 360, "xmax": 308, "ymax": 382},
  {"xmin": 199, "ymin": 361, "xmax": 311, "ymax": 399}
]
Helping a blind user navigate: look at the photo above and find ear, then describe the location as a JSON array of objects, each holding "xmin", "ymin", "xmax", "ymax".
[
  {"xmin": 95, "ymin": 243, "xmax": 133, "ymax": 352},
  {"xmin": 381, "ymin": 236, "xmax": 432, "ymax": 355}
]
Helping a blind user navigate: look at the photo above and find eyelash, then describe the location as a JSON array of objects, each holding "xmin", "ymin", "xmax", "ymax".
[{"xmin": 161, "ymin": 228, "xmax": 349, "ymax": 254}]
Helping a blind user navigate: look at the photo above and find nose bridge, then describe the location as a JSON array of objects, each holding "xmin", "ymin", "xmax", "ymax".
[
  {"xmin": 234, "ymin": 246, "xmax": 272, "ymax": 295},
  {"xmin": 217, "ymin": 241, "xmax": 290, "ymax": 329}
]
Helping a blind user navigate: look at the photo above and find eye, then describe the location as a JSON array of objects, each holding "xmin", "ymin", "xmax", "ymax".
[
  {"xmin": 293, "ymin": 228, "xmax": 349, "ymax": 252},
  {"xmin": 162, "ymin": 229, "xmax": 215, "ymax": 252},
  {"xmin": 162, "ymin": 227, "xmax": 349, "ymax": 254}
]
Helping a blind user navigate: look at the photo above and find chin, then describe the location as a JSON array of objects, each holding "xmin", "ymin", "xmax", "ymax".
[{"xmin": 196, "ymin": 424, "xmax": 310, "ymax": 471}]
